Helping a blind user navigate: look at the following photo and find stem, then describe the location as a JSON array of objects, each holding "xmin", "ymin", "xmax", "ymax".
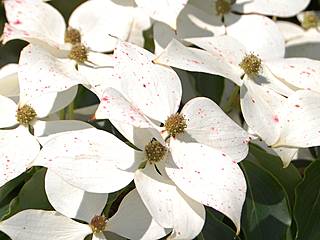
[
  {"xmin": 66, "ymin": 101, "xmax": 75, "ymax": 120},
  {"xmin": 222, "ymin": 85, "xmax": 240, "ymax": 113},
  {"xmin": 59, "ymin": 109, "xmax": 66, "ymax": 120}
]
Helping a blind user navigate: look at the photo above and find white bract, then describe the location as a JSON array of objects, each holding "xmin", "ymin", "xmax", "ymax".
[
  {"xmin": 0, "ymin": 64, "xmax": 19, "ymax": 97},
  {"xmin": 0, "ymin": 189, "xmax": 167, "ymax": 240},
  {"xmin": 135, "ymin": 0, "xmax": 188, "ymax": 29},
  {"xmin": 0, "ymin": 126, "xmax": 40, "ymax": 187}
]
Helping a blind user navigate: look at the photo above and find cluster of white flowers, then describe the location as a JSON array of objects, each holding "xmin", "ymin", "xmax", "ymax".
[{"xmin": 0, "ymin": 0, "xmax": 318, "ymax": 239}]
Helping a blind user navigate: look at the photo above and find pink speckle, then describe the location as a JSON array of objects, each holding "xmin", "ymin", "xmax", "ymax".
[
  {"xmin": 13, "ymin": 19, "xmax": 22, "ymax": 25},
  {"xmin": 300, "ymin": 71, "xmax": 311, "ymax": 76},
  {"xmin": 102, "ymin": 96, "xmax": 109, "ymax": 102},
  {"xmin": 272, "ymin": 115, "xmax": 279, "ymax": 123}
]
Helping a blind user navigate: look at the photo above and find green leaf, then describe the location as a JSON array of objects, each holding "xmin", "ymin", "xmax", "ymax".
[
  {"xmin": 0, "ymin": 172, "xmax": 30, "ymax": 206},
  {"xmin": 249, "ymin": 144, "xmax": 301, "ymax": 208},
  {"xmin": 1, "ymin": 168, "xmax": 52, "ymax": 220},
  {"xmin": 294, "ymin": 160, "xmax": 320, "ymax": 240},
  {"xmin": 200, "ymin": 208, "xmax": 241, "ymax": 240},
  {"xmin": 143, "ymin": 26, "xmax": 155, "ymax": 53},
  {"xmin": 241, "ymin": 161, "xmax": 292, "ymax": 240},
  {"xmin": 49, "ymin": 0, "xmax": 86, "ymax": 20},
  {"xmin": 191, "ymin": 72, "xmax": 225, "ymax": 104}
]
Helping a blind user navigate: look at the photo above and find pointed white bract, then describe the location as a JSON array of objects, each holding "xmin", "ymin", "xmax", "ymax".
[
  {"xmin": 108, "ymin": 188, "xmax": 168, "ymax": 240},
  {"xmin": 135, "ymin": 164, "xmax": 206, "ymax": 239},
  {"xmin": 135, "ymin": 0, "xmax": 188, "ymax": 29},
  {"xmin": 240, "ymin": 78, "xmax": 285, "ymax": 146},
  {"xmin": 0, "ymin": 64, "xmax": 19, "ymax": 97},
  {"xmin": 233, "ymin": 0, "xmax": 310, "ymax": 17},
  {"xmin": 0, "ymin": 126, "xmax": 40, "ymax": 187},
  {"xmin": 155, "ymin": 38, "xmax": 243, "ymax": 86},
  {"xmin": 45, "ymin": 170, "xmax": 108, "ymax": 222},
  {"xmin": 113, "ymin": 41, "xmax": 182, "ymax": 123},
  {"xmin": 181, "ymin": 96, "xmax": 250, "ymax": 163},
  {"xmin": 18, "ymin": 44, "xmax": 82, "ymax": 102},
  {"xmin": 34, "ymin": 128, "xmax": 138, "ymax": 193},
  {"xmin": 265, "ymin": 58, "xmax": 320, "ymax": 92},
  {"xmin": 167, "ymin": 139, "xmax": 246, "ymax": 233},
  {"xmin": 69, "ymin": 0, "xmax": 135, "ymax": 52},
  {"xmin": 275, "ymin": 90, "xmax": 320, "ymax": 148},
  {"xmin": 3, "ymin": 0, "xmax": 68, "ymax": 55},
  {"xmin": 0, "ymin": 210, "xmax": 92, "ymax": 240},
  {"xmin": 0, "ymin": 94, "xmax": 18, "ymax": 128},
  {"xmin": 224, "ymin": 14, "xmax": 285, "ymax": 60}
]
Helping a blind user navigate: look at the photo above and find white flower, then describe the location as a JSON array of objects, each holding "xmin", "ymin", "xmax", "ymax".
[
  {"xmin": 0, "ymin": 189, "xmax": 167, "ymax": 240},
  {"xmin": 94, "ymin": 41, "xmax": 249, "ymax": 233},
  {"xmin": 2, "ymin": 0, "xmax": 146, "ymax": 53},
  {"xmin": 0, "ymin": 87, "xmax": 77, "ymax": 129},
  {"xmin": 176, "ymin": 1, "xmax": 285, "ymax": 60},
  {"xmin": 34, "ymin": 126, "xmax": 206, "ymax": 239},
  {"xmin": 154, "ymin": 35, "xmax": 320, "ymax": 166}
]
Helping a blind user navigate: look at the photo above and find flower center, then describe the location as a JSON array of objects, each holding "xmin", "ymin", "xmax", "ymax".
[
  {"xmin": 16, "ymin": 105, "xmax": 37, "ymax": 125},
  {"xmin": 215, "ymin": 0, "xmax": 231, "ymax": 16},
  {"xmin": 164, "ymin": 113, "xmax": 187, "ymax": 137},
  {"xmin": 239, "ymin": 53, "xmax": 262, "ymax": 78},
  {"xmin": 90, "ymin": 215, "xmax": 107, "ymax": 233},
  {"xmin": 64, "ymin": 27, "xmax": 81, "ymax": 45},
  {"xmin": 145, "ymin": 140, "xmax": 167, "ymax": 164},
  {"xmin": 302, "ymin": 11, "xmax": 319, "ymax": 30},
  {"xmin": 68, "ymin": 43, "xmax": 88, "ymax": 64}
]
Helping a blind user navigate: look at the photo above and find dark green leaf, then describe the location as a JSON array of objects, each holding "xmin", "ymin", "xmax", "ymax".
[
  {"xmin": 1, "ymin": 168, "xmax": 52, "ymax": 220},
  {"xmin": 191, "ymin": 72, "xmax": 224, "ymax": 104},
  {"xmin": 200, "ymin": 208, "xmax": 241, "ymax": 240},
  {"xmin": 294, "ymin": 160, "xmax": 320, "ymax": 240},
  {"xmin": 249, "ymin": 144, "xmax": 301, "ymax": 207},
  {"xmin": 241, "ymin": 161, "xmax": 291, "ymax": 240},
  {"xmin": 0, "ymin": 172, "xmax": 30, "ymax": 206}
]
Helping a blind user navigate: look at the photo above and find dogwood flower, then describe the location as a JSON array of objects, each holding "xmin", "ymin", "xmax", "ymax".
[
  {"xmin": 155, "ymin": 35, "xmax": 320, "ymax": 166},
  {"xmin": 0, "ymin": 189, "xmax": 167, "ymax": 240},
  {"xmin": 0, "ymin": 87, "xmax": 77, "ymax": 129},
  {"xmin": 93, "ymin": 41, "xmax": 249, "ymax": 233},
  {"xmin": 175, "ymin": 0, "xmax": 286, "ymax": 60},
  {"xmin": 34, "ymin": 127, "xmax": 205, "ymax": 239},
  {"xmin": 2, "ymin": 0, "xmax": 146, "ymax": 53}
]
